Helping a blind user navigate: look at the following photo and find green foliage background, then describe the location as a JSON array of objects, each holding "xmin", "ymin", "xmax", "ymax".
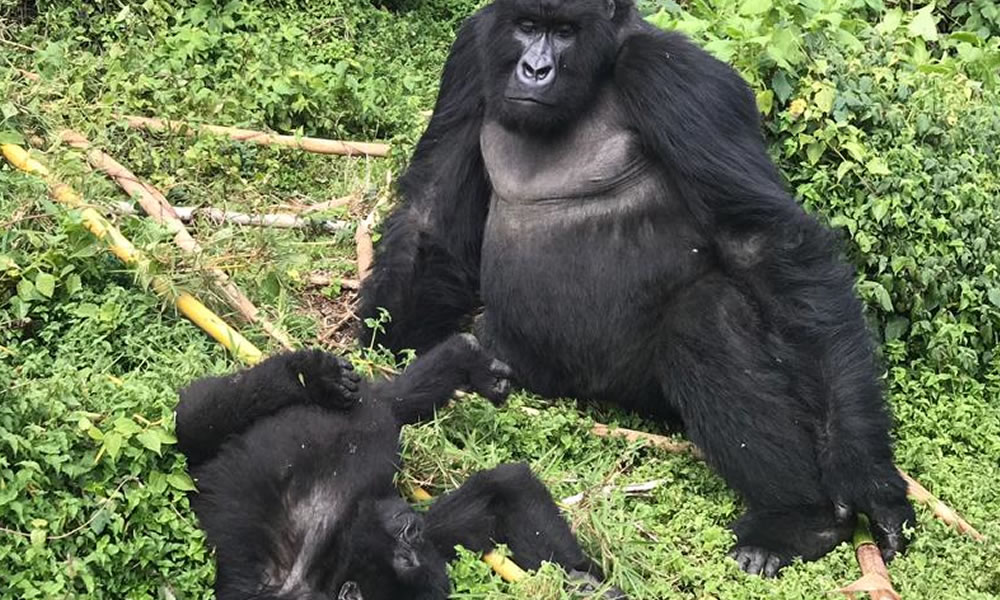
[{"xmin": 1, "ymin": 0, "xmax": 999, "ymax": 598}]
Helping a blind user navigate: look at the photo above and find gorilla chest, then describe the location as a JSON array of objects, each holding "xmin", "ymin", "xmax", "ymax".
[{"xmin": 479, "ymin": 107, "xmax": 709, "ymax": 349}]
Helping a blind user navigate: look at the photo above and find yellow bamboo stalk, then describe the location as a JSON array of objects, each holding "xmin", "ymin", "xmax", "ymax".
[
  {"xmin": 1, "ymin": 143, "xmax": 262, "ymax": 364},
  {"xmin": 120, "ymin": 114, "xmax": 390, "ymax": 157},
  {"xmin": 58, "ymin": 129, "xmax": 297, "ymax": 352}
]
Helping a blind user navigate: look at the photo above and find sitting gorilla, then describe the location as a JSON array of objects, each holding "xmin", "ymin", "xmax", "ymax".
[
  {"xmin": 358, "ymin": 0, "xmax": 915, "ymax": 578},
  {"xmin": 175, "ymin": 333, "xmax": 623, "ymax": 599}
]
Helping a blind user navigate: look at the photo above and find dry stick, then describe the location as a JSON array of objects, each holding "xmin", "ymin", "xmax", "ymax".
[
  {"xmin": 121, "ymin": 114, "xmax": 390, "ymax": 158},
  {"xmin": 111, "ymin": 201, "xmax": 349, "ymax": 234},
  {"xmin": 355, "ymin": 209, "xmax": 377, "ymax": 282},
  {"xmin": 307, "ymin": 272, "xmax": 361, "ymax": 290},
  {"xmin": 59, "ymin": 130, "xmax": 297, "ymax": 352},
  {"xmin": 291, "ymin": 194, "xmax": 356, "ymax": 215}
]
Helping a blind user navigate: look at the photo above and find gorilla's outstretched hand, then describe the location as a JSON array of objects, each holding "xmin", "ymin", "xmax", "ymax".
[{"xmin": 286, "ymin": 349, "xmax": 362, "ymax": 410}]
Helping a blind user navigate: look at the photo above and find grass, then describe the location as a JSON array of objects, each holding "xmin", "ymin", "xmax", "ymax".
[{"xmin": 1, "ymin": 0, "xmax": 999, "ymax": 598}]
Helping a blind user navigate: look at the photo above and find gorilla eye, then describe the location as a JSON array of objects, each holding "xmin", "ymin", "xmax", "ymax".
[
  {"xmin": 517, "ymin": 19, "xmax": 536, "ymax": 34},
  {"xmin": 554, "ymin": 24, "xmax": 576, "ymax": 38}
]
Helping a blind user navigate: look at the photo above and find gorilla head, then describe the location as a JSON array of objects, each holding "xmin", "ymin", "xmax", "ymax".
[{"xmin": 481, "ymin": 0, "xmax": 624, "ymax": 134}]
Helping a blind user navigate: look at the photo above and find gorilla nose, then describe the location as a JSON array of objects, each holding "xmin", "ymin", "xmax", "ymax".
[{"xmin": 518, "ymin": 58, "xmax": 554, "ymax": 87}]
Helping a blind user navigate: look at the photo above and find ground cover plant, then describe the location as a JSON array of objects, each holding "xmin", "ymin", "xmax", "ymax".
[{"xmin": 1, "ymin": 0, "xmax": 999, "ymax": 598}]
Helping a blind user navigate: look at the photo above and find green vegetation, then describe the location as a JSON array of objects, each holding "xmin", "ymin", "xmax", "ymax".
[{"xmin": 2, "ymin": 0, "xmax": 999, "ymax": 598}]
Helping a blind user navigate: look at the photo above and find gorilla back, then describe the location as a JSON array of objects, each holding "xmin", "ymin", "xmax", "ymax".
[{"xmin": 359, "ymin": 0, "xmax": 915, "ymax": 578}]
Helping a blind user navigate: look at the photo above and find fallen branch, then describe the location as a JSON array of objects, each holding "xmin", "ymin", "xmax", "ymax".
[
  {"xmin": 306, "ymin": 272, "xmax": 360, "ymax": 290},
  {"xmin": 59, "ymin": 130, "xmax": 297, "ymax": 352},
  {"xmin": 355, "ymin": 209, "xmax": 377, "ymax": 282},
  {"xmin": 291, "ymin": 194, "xmax": 356, "ymax": 215},
  {"xmin": 898, "ymin": 469, "xmax": 985, "ymax": 541},
  {"xmin": 112, "ymin": 201, "xmax": 349, "ymax": 234},
  {"xmin": 1, "ymin": 142, "xmax": 262, "ymax": 364},
  {"xmin": 561, "ymin": 479, "xmax": 665, "ymax": 507},
  {"xmin": 835, "ymin": 517, "xmax": 900, "ymax": 600},
  {"xmin": 121, "ymin": 114, "xmax": 390, "ymax": 157}
]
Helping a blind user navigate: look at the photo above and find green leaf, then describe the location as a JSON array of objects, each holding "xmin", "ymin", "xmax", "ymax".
[
  {"xmin": 842, "ymin": 141, "xmax": 866, "ymax": 162},
  {"xmin": 907, "ymin": 4, "xmax": 938, "ymax": 42},
  {"xmin": 836, "ymin": 161, "xmax": 856, "ymax": 181},
  {"xmin": 103, "ymin": 432, "xmax": 123, "ymax": 460},
  {"xmin": 739, "ymin": 0, "xmax": 772, "ymax": 15},
  {"xmin": 866, "ymin": 157, "xmax": 891, "ymax": 175},
  {"xmin": 167, "ymin": 472, "xmax": 197, "ymax": 492},
  {"xmin": 885, "ymin": 316, "xmax": 910, "ymax": 341},
  {"xmin": 74, "ymin": 303, "xmax": 100, "ymax": 319},
  {"xmin": 771, "ymin": 71, "xmax": 794, "ymax": 103},
  {"xmin": 113, "ymin": 417, "xmax": 142, "ymax": 436},
  {"xmin": 806, "ymin": 142, "xmax": 825, "ymax": 165},
  {"xmin": 814, "ymin": 87, "xmax": 835, "ymax": 114},
  {"xmin": 16, "ymin": 278, "xmax": 35, "ymax": 301},
  {"xmin": 137, "ymin": 430, "xmax": 162, "ymax": 455},
  {"xmin": 876, "ymin": 8, "xmax": 903, "ymax": 35},
  {"xmin": 872, "ymin": 198, "xmax": 890, "ymax": 222},
  {"xmin": 30, "ymin": 528, "xmax": 46, "ymax": 548},
  {"xmin": 35, "ymin": 272, "xmax": 56, "ymax": 298},
  {"xmin": 988, "ymin": 289, "xmax": 1000, "ymax": 308},
  {"xmin": 0, "ymin": 130, "xmax": 25, "ymax": 145},
  {"xmin": 756, "ymin": 89, "xmax": 774, "ymax": 115}
]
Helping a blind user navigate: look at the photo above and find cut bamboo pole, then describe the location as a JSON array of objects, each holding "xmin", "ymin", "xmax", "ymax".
[
  {"xmin": 58, "ymin": 130, "xmax": 297, "ymax": 352},
  {"xmin": 120, "ymin": 115, "xmax": 390, "ymax": 157},
  {"xmin": 898, "ymin": 469, "xmax": 985, "ymax": 541},
  {"xmin": 355, "ymin": 209, "xmax": 377, "ymax": 282},
  {"xmin": 1, "ymin": 143, "xmax": 262, "ymax": 364},
  {"xmin": 836, "ymin": 516, "xmax": 901, "ymax": 600}
]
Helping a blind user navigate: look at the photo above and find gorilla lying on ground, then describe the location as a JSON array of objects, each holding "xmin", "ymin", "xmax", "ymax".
[
  {"xmin": 358, "ymin": 0, "xmax": 915, "ymax": 577},
  {"xmin": 175, "ymin": 333, "xmax": 624, "ymax": 599}
]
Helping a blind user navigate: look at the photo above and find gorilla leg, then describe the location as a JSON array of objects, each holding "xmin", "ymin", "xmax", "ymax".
[
  {"xmin": 657, "ymin": 276, "xmax": 852, "ymax": 575},
  {"xmin": 175, "ymin": 350, "xmax": 360, "ymax": 466},
  {"xmin": 369, "ymin": 333, "xmax": 512, "ymax": 424},
  {"xmin": 425, "ymin": 463, "xmax": 623, "ymax": 596}
]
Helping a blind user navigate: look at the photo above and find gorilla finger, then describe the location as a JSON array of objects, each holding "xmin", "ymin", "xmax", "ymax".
[
  {"xmin": 488, "ymin": 358, "xmax": 513, "ymax": 379},
  {"xmin": 745, "ymin": 551, "xmax": 766, "ymax": 576},
  {"xmin": 763, "ymin": 554, "xmax": 783, "ymax": 578}
]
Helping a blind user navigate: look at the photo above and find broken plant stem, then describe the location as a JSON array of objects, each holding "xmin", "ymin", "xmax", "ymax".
[
  {"xmin": 835, "ymin": 516, "xmax": 901, "ymax": 600},
  {"xmin": 59, "ymin": 130, "xmax": 297, "ymax": 352},
  {"xmin": 120, "ymin": 114, "xmax": 390, "ymax": 157},
  {"xmin": 897, "ymin": 469, "xmax": 985, "ymax": 541},
  {"xmin": 111, "ymin": 201, "xmax": 349, "ymax": 234}
]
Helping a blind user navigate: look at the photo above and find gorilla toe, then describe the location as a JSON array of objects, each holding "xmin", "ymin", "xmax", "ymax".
[{"xmin": 728, "ymin": 545, "xmax": 788, "ymax": 578}]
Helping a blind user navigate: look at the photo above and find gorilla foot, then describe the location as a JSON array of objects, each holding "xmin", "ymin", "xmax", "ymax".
[
  {"xmin": 727, "ymin": 545, "xmax": 788, "ymax": 578},
  {"xmin": 729, "ymin": 505, "xmax": 855, "ymax": 577}
]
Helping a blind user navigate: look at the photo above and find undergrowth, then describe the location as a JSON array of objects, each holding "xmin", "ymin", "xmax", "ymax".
[{"xmin": 1, "ymin": 0, "xmax": 999, "ymax": 598}]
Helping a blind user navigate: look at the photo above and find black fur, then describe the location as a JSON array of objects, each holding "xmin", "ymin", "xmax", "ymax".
[
  {"xmin": 175, "ymin": 334, "xmax": 622, "ymax": 599},
  {"xmin": 358, "ymin": 0, "xmax": 914, "ymax": 577}
]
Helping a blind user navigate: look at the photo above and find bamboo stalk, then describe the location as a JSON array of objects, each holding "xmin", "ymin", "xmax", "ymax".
[
  {"xmin": 58, "ymin": 130, "xmax": 297, "ymax": 352},
  {"xmin": 836, "ymin": 516, "xmax": 901, "ymax": 600},
  {"xmin": 897, "ymin": 469, "xmax": 985, "ymax": 541},
  {"xmin": 120, "ymin": 114, "xmax": 390, "ymax": 157},
  {"xmin": 1, "ymin": 143, "xmax": 263, "ymax": 364},
  {"xmin": 355, "ymin": 209, "xmax": 377, "ymax": 282}
]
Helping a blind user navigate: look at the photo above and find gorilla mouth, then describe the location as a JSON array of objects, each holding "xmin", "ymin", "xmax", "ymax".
[{"xmin": 506, "ymin": 96, "xmax": 554, "ymax": 107}]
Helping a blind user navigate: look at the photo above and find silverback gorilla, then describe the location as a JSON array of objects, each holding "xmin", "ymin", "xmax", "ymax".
[
  {"xmin": 358, "ymin": 0, "xmax": 915, "ymax": 578},
  {"xmin": 176, "ymin": 334, "xmax": 624, "ymax": 599}
]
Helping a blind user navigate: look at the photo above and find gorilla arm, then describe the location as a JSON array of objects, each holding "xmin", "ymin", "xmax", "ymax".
[
  {"xmin": 175, "ymin": 350, "xmax": 360, "ymax": 466},
  {"xmin": 358, "ymin": 12, "xmax": 493, "ymax": 356},
  {"xmin": 614, "ymin": 25, "xmax": 795, "ymax": 229}
]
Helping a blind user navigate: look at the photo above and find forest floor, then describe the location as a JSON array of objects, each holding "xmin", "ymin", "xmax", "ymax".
[{"xmin": 1, "ymin": 1, "xmax": 999, "ymax": 599}]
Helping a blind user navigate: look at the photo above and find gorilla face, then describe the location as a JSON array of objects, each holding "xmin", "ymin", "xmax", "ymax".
[{"xmin": 483, "ymin": 0, "xmax": 620, "ymax": 134}]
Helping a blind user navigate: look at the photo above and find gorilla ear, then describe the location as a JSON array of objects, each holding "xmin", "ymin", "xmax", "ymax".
[
  {"xmin": 605, "ymin": 0, "xmax": 616, "ymax": 19},
  {"xmin": 393, "ymin": 544, "xmax": 422, "ymax": 577},
  {"xmin": 338, "ymin": 580, "xmax": 363, "ymax": 600}
]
